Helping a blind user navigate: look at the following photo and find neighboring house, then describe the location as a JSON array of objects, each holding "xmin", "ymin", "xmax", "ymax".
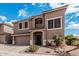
[
  {"xmin": 75, "ymin": 36, "xmax": 79, "ymax": 40},
  {"xmin": 0, "ymin": 23, "xmax": 13, "ymax": 44},
  {"xmin": 12, "ymin": 5, "xmax": 68, "ymax": 46}
]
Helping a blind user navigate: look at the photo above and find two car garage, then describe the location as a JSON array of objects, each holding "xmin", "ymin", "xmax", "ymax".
[{"xmin": 15, "ymin": 35, "xmax": 30, "ymax": 45}]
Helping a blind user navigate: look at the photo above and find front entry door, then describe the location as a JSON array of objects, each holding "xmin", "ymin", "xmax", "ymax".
[
  {"xmin": 34, "ymin": 32, "xmax": 42, "ymax": 45},
  {"xmin": 35, "ymin": 35, "xmax": 42, "ymax": 45}
]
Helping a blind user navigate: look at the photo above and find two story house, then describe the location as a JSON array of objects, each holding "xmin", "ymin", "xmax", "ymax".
[
  {"xmin": 0, "ymin": 23, "xmax": 13, "ymax": 44},
  {"xmin": 12, "ymin": 5, "xmax": 68, "ymax": 46}
]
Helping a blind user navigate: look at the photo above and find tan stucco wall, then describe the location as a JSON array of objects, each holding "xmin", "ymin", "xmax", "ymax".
[
  {"xmin": 13, "ymin": 14, "xmax": 45, "ymax": 34},
  {"xmin": 44, "ymin": 8, "xmax": 66, "ymax": 39},
  {"xmin": 14, "ymin": 20, "xmax": 31, "ymax": 34}
]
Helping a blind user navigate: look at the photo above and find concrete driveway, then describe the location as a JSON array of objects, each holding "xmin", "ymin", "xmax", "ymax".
[
  {"xmin": 0, "ymin": 44, "xmax": 54, "ymax": 56},
  {"xmin": 0, "ymin": 44, "xmax": 30, "ymax": 56},
  {"xmin": 0, "ymin": 44, "xmax": 79, "ymax": 56}
]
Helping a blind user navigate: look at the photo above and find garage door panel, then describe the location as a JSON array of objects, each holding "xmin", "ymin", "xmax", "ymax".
[{"xmin": 15, "ymin": 36, "xmax": 30, "ymax": 45}]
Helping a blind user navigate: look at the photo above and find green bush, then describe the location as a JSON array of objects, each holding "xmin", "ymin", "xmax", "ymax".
[
  {"xmin": 65, "ymin": 35, "xmax": 77, "ymax": 45},
  {"xmin": 29, "ymin": 45, "xmax": 39, "ymax": 52},
  {"xmin": 53, "ymin": 35, "xmax": 63, "ymax": 46},
  {"xmin": 71, "ymin": 40, "xmax": 79, "ymax": 46},
  {"xmin": 65, "ymin": 35, "xmax": 74, "ymax": 40}
]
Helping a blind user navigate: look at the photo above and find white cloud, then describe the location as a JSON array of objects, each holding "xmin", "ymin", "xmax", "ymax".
[
  {"xmin": 32, "ymin": 3, "xmax": 36, "ymax": 5},
  {"xmin": 0, "ymin": 15, "xmax": 14, "ymax": 26},
  {"xmin": 49, "ymin": 3, "xmax": 79, "ymax": 14},
  {"xmin": 65, "ymin": 22, "xmax": 79, "ymax": 29},
  {"xmin": 38, "ymin": 3, "xmax": 46, "ymax": 7},
  {"xmin": 18, "ymin": 9, "xmax": 27, "ymax": 17},
  {"xmin": 72, "ymin": 24, "xmax": 79, "ymax": 29},
  {"xmin": 65, "ymin": 6, "xmax": 79, "ymax": 14},
  {"xmin": 5, "ymin": 22, "xmax": 13, "ymax": 26},
  {"xmin": 49, "ymin": 3, "xmax": 67, "ymax": 9},
  {"xmin": 65, "ymin": 14, "xmax": 76, "ymax": 23},
  {"xmin": 76, "ymin": 13, "xmax": 79, "ymax": 17},
  {"xmin": 73, "ymin": 34, "xmax": 79, "ymax": 36},
  {"xmin": 10, "ymin": 19, "xmax": 17, "ymax": 22},
  {"xmin": 65, "ymin": 3, "xmax": 79, "ymax": 14},
  {"xmin": 0, "ymin": 16, "xmax": 7, "ymax": 21},
  {"xmin": 65, "ymin": 11, "xmax": 79, "ymax": 24},
  {"xmin": 69, "ymin": 3, "xmax": 79, "ymax": 8},
  {"xmin": 4, "ymin": 19, "xmax": 17, "ymax": 26}
]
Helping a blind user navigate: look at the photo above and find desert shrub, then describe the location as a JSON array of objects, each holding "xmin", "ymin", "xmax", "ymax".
[
  {"xmin": 28, "ymin": 45, "xmax": 39, "ymax": 52},
  {"xmin": 65, "ymin": 38, "xmax": 76, "ymax": 45},
  {"xmin": 65, "ymin": 35, "xmax": 74, "ymax": 40},
  {"xmin": 53, "ymin": 35, "xmax": 63, "ymax": 46},
  {"xmin": 71, "ymin": 40, "xmax": 79, "ymax": 46},
  {"xmin": 65, "ymin": 35, "xmax": 77, "ymax": 45}
]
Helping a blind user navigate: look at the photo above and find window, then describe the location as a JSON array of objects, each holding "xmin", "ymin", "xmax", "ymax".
[
  {"xmin": 48, "ymin": 17, "xmax": 61, "ymax": 29},
  {"xmin": 48, "ymin": 20, "xmax": 53, "ymax": 29},
  {"xmin": 24, "ymin": 22, "xmax": 28, "ymax": 28},
  {"xmin": 35, "ymin": 18, "xmax": 42, "ymax": 24},
  {"xmin": 19, "ymin": 23, "xmax": 22, "ymax": 29},
  {"xmin": 35, "ymin": 18, "xmax": 43, "ymax": 28},
  {"xmin": 54, "ymin": 18, "xmax": 61, "ymax": 28}
]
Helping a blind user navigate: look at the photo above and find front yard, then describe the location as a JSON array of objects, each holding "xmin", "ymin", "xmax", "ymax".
[{"xmin": 0, "ymin": 44, "xmax": 79, "ymax": 56}]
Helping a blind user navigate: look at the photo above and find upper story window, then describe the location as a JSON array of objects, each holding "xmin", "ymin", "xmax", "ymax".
[
  {"xmin": 35, "ymin": 18, "xmax": 43, "ymax": 28},
  {"xmin": 48, "ymin": 20, "xmax": 53, "ymax": 29},
  {"xmin": 19, "ymin": 23, "xmax": 22, "ymax": 29},
  {"xmin": 48, "ymin": 17, "xmax": 62, "ymax": 29},
  {"xmin": 35, "ymin": 18, "xmax": 42, "ymax": 24},
  {"xmin": 54, "ymin": 18, "xmax": 61, "ymax": 28},
  {"xmin": 24, "ymin": 22, "xmax": 28, "ymax": 28}
]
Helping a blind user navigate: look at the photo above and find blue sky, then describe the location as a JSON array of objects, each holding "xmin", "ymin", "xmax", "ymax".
[{"xmin": 0, "ymin": 3, "xmax": 79, "ymax": 36}]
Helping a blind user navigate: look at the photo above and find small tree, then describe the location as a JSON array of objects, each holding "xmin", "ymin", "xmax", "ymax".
[{"xmin": 53, "ymin": 35, "xmax": 63, "ymax": 46}]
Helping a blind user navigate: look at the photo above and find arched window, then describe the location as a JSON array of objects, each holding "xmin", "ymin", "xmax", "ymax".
[
  {"xmin": 35, "ymin": 18, "xmax": 42, "ymax": 24},
  {"xmin": 35, "ymin": 18, "xmax": 43, "ymax": 28}
]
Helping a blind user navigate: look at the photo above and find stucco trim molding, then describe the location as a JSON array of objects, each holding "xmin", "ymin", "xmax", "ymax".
[{"xmin": 12, "ymin": 33, "xmax": 30, "ymax": 36}]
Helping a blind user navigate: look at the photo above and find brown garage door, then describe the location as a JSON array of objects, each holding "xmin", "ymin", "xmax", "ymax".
[{"xmin": 15, "ymin": 35, "xmax": 30, "ymax": 45}]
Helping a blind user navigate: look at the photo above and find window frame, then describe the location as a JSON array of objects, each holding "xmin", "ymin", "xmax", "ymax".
[
  {"xmin": 18, "ymin": 22, "xmax": 23, "ymax": 30},
  {"xmin": 47, "ymin": 16, "xmax": 62, "ymax": 30},
  {"xmin": 24, "ymin": 21, "xmax": 28, "ymax": 29},
  {"xmin": 54, "ymin": 18, "xmax": 61, "ymax": 28},
  {"xmin": 48, "ymin": 19, "xmax": 54, "ymax": 29}
]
